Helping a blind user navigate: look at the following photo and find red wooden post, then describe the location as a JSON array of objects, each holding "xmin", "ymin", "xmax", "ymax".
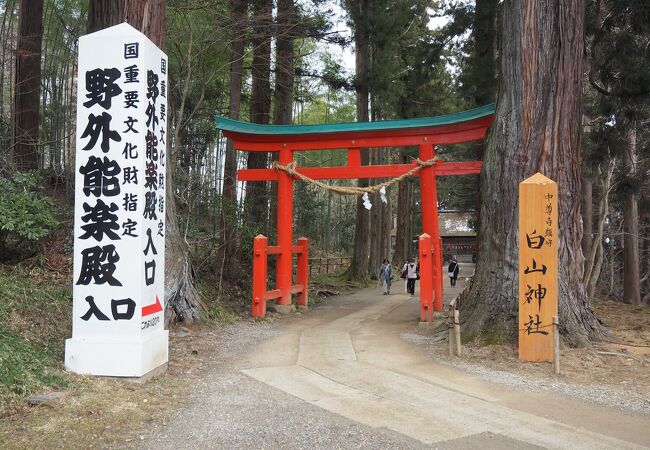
[
  {"xmin": 419, "ymin": 233, "xmax": 433, "ymax": 322},
  {"xmin": 297, "ymin": 237, "xmax": 309, "ymax": 306},
  {"xmin": 252, "ymin": 234, "xmax": 268, "ymax": 318},
  {"xmin": 276, "ymin": 147, "xmax": 293, "ymax": 305},
  {"xmin": 419, "ymin": 143, "xmax": 442, "ymax": 316},
  {"xmin": 434, "ymin": 237, "xmax": 444, "ymax": 311}
]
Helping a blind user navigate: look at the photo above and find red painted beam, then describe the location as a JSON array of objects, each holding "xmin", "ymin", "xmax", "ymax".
[
  {"xmin": 264, "ymin": 289, "xmax": 282, "ymax": 301},
  {"xmin": 290, "ymin": 284, "xmax": 304, "ymax": 294},
  {"xmin": 267, "ymin": 245, "xmax": 281, "ymax": 255},
  {"xmin": 237, "ymin": 161, "xmax": 482, "ymax": 182},
  {"xmin": 436, "ymin": 161, "xmax": 482, "ymax": 176}
]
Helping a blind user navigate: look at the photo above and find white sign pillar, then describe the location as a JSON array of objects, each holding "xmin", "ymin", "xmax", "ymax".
[{"xmin": 65, "ymin": 23, "xmax": 169, "ymax": 377}]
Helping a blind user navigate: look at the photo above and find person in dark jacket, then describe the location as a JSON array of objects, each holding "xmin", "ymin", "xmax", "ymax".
[
  {"xmin": 448, "ymin": 258, "xmax": 460, "ymax": 287},
  {"xmin": 402, "ymin": 258, "xmax": 419, "ymax": 295}
]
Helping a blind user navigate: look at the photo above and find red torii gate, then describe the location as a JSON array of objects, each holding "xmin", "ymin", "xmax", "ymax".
[{"xmin": 215, "ymin": 104, "xmax": 494, "ymax": 322}]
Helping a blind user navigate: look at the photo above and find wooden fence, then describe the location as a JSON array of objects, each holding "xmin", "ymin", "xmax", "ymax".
[
  {"xmin": 448, "ymin": 278, "xmax": 472, "ymax": 357},
  {"xmin": 307, "ymin": 257, "xmax": 351, "ymax": 276}
]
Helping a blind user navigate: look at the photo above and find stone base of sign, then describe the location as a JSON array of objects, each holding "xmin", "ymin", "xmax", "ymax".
[
  {"xmin": 65, "ymin": 330, "xmax": 169, "ymax": 377},
  {"xmin": 266, "ymin": 303, "xmax": 296, "ymax": 314},
  {"xmin": 296, "ymin": 305, "xmax": 309, "ymax": 312}
]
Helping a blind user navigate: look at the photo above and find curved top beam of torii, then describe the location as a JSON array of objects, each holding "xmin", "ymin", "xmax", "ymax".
[{"xmin": 214, "ymin": 103, "xmax": 495, "ymax": 152}]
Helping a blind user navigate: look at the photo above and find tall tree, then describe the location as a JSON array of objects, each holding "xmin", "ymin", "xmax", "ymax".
[
  {"xmin": 244, "ymin": 0, "xmax": 272, "ymax": 230},
  {"xmin": 585, "ymin": 0, "xmax": 650, "ymax": 305},
  {"xmin": 273, "ymin": 0, "xmax": 295, "ymax": 126},
  {"xmin": 462, "ymin": 0, "xmax": 605, "ymax": 345},
  {"xmin": 87, "ymin": 0, "xmax": 203, "ymax": 322},
  {"xmin": 346, "ymin": 0, "xmax": 371, "ymax": 280},
  {"xmin": 622, "ymin": 125, "xmax": 641, "ymax": 305},
  {"xmin": 11, "ymin": 0, "xmax": 44, "ymax": 171},
  {"xmin": 221, "ymin": 0, "xmax": 248, "ymax": 276},
  {"xmin": 268, "ymin": 0, "xmax": 296, "ymax": 236},
  {"xmin": 464, "ymin": 0, "xmax": 498, "ymax": 107}
]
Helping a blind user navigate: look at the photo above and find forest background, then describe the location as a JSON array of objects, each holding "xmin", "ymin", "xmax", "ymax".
[{"xmin": 0, "ymin": 0, "xmax": 648, "ymax": 412}]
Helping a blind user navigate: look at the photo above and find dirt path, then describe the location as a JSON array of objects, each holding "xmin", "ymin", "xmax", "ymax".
[{"xmin": 141, "ymin": 284, "xmax": 649, "ymax": 449}]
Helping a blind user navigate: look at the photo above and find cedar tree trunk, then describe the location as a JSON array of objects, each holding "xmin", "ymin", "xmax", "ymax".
[
  {"xmin": 269, "ymin": 0, "xmax": 295, "ymax": 235},
  {"xmin": 12, "ymin": 0, "xmax": 44, "ymax": 171},
  {"xmin": 244, "ymin": 0, "xmax": 272, "ymax": 230},
  {"xmin": 348, "ymin": 0, "xmax": 371, "ymax": 280},
  {"xmin": 623, "ymin": 125, "xmax": 641, "ymax": 305},
  {"xmin": 461, "ymin": 0, "xmax": 605, "ymax": 346},
  {"xmin": 221, "ymin": 0, "xmax": 248, "ymax": 277}
]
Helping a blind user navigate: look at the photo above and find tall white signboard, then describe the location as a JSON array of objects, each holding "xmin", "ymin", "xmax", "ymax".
[{"xmin": 65, "ymin": 23, "xmax": 168, "ymax": 377}]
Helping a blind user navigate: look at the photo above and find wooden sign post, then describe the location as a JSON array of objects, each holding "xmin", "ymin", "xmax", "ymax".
[{"xmin": 519, "ymin": 173, "xmax": 558, "ymax": 361}]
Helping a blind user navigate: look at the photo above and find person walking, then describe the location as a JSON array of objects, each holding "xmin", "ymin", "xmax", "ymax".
[
  {"xmin": 448, "ymin": 258, "xmax": 460, "ymax": 287},
  {"xmin": 402, "ymin": 258, "xmax": 419, "ymax": 295},
  {"xmin": 379, "ymin": 259, "xmax": 392, "ymax": 295}
]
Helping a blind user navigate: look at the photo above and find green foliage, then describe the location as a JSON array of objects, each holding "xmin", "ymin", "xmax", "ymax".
[
  {"xmin": 0, "ymin": 173, "xmax": 57, "ymax": 259},
  {"xmin": 0, "ymin": 268, "xmax": 72, "ymax": 415},
  {"xmin": 196, "ymin": 280, "xmax": 239, "ymax": 324},
  {"xmin": 585, "ymin": 0, "xmax": 650, "ymax": 172},
  {"xmin": 0, "ymin": 330, "xmax": 68, "ymax": 399}
]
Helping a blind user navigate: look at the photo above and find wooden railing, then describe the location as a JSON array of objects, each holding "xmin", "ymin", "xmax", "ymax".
[{"xmin": 252, "ymin": 235, "xmax": 309, "ymax": 318}]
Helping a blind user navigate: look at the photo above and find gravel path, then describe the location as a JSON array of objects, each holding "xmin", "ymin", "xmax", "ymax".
[
  {"xmin": 139, "ymin": 321, "xmax": 428, "ymax": 449},
  {"xmin": 135, "ymin": 287, "xmax": 649, "ymax": 449}
]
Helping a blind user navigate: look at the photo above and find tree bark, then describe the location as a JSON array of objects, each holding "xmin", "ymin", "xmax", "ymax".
[
  {"xmin": 461, "ymin": 0, "xmax": 605, "ymax": 346},
  {"xmin": 623, "ymin": 125, "xmax": 641, "ymax": 305},
  {"xmin": 348, "ymin": 0, "xmax": 371, "ymax": 280},
  {"xmin": 244, "ymin": 0, "xmax": 272, "ymax": 230},
  {"xmin": 581, "ymin": 175, "xmax": 592, "ymax": 259},
  {"xmin": 220, "ymin": 0, "xmax": 248, "ymax": 277},
  {"xmin": 12, "ymin": 0, "xmax": 44, "ymax": 171}
]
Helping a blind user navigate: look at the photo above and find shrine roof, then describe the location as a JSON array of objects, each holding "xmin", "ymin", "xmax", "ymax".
[{"xmin": 214, "ymin": 104, "xmax": 495, "ymax": 136}]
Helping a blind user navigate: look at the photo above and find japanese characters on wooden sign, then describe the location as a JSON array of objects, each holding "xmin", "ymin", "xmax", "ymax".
[
  {"xmin": 518, "ymin": 173, "xmax": 558, "ymax": 362},
  {"xmin": 65, "ymin": 23, "xmax": 168, "ymax": 377}
]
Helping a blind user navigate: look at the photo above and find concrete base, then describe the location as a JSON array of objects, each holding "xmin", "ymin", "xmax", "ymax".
[
  {"xmin": 115, "ymin": 362, "xmax": 168, "ymax": 384},
  {"xmin": 296, "ymin": 305, "xmax": 309, "ymax": 312},
  {"xmin": 65, "ymin": 330, "xmax": 168, "ymax": 377},
  {"xmin": 266, "ymin": 303, "xmax": 296, "ymax": 315}
]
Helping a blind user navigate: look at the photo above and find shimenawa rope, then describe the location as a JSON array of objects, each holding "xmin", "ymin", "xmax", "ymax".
[{"xmin": 271, "ymin": 156, "xmax": 441, "ymax": 196}]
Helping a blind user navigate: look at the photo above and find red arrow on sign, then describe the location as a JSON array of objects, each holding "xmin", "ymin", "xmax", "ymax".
[{"xmin": 142, "ymin": 295, "xmax": 163, "ymax": 317}]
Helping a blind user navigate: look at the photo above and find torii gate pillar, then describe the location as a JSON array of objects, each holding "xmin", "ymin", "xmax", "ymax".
[
  {"xmin": 419, "ymin": 143, "xmax": 444, "ymax": 318},
  {"xmin": 276, "ymin": 147, "xmax": 293, "ymax": 305}
]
